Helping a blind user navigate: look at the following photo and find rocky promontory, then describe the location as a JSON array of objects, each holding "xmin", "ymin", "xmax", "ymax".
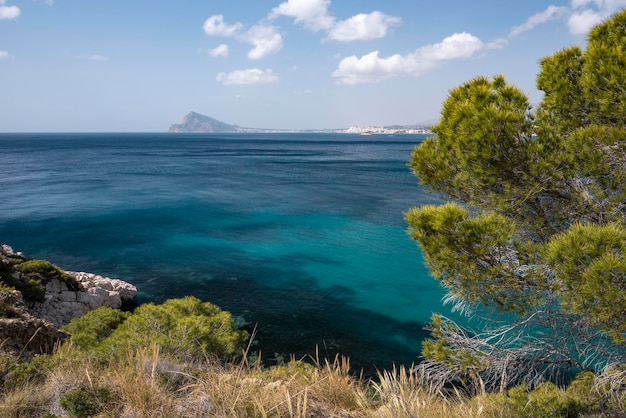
[
  {"xmin": 30, "ymin": 271, "xmax": 137, "ymax": 328},
  {"xmin": 168, "ymin": 111, "xmax": 243, "ymax": 133},
  {"xmin": 0, "ymin": 244, "xmax": 137, "ymax": 358}
]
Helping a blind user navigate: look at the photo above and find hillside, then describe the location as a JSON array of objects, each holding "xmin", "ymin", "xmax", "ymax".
[{"xmin": 168, "ymin": 111, "xmax": 242, "ymax": 133}]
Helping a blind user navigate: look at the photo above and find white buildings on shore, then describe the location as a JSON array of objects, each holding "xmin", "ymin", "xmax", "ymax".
[{"xmin": 345, "ymin": 125, "xmax": 432, "ymax": 135}]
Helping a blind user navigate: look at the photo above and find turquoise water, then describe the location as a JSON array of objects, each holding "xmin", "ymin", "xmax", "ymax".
[{"xmin": 0, "ymin": 132, "xmax": 452, "ymax": 373}]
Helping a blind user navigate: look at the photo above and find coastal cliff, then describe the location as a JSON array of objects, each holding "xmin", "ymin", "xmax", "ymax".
[
  {"xmin": 168, "ymin": 111, "xmax": 242, "ymax": 133},
  {"xmin": 0, "ymin": 244, "xmax": 137, "ymax": 358}
]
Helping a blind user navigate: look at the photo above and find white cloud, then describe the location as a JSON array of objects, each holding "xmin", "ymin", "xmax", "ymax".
[
  {"xmin": 332, "ymin": 51, "xmax": 421, "ymax": 85},
  {"xmin": 88, "ymin": 54, "xmax": 108, "ymax": 62},
  {"xmin": 209, "ymin": 44, "xmax": 229, "ymax": 58},
  {"xmin": 332, "ymin": 32, "xmax": 485, "ymax": 85},
  {"xmin": 270, "ymin": 0, "xmax": 334, "ymax": 32},
  {"xmin": 417, "ymin": 32, "xmax": 484, "ymax": 60},
  {"xmin": 567, "ymin": 0, "xmax": 626, "ymax": 35},
  {"xmin": 241, "ymin": 24, "xmax": 283, "ymax": 59},
  {"xmin": 568, "ymin": 9, "xmax": 605, "ymax": 34},
  {"xmin": 509, "ymin": 5, "xmax": 568, "ymax": 38},
  {"xmin": 203, "ymin": 15, "xmax": 282, "ymax": 59},
  {"xmin": 270, "ymin": 0, "xmax": 401, "ymax": 42},
  {"xmin": 0, "ymin": 3, "xmax": 20, "ymax": 20},
  {"xmin": 203, "ymin": 15, "xmax": 243, "ymax": 37},
  {"xmin": 0, "ymin": 50, "xmax": 9, "ymax": 59},
  {"xmin": 216, "ymin": 68, "xmax": 280, "ymax": 85},
  {"xmin": 326, "ymin": 11, "xmax": 402, "ymax": 41}
]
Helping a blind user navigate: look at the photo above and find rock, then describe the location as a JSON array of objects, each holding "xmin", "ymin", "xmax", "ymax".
[
  {"xmin": 1, "ymin": 244, "xmax": 22, "ymax": 257},
  {"xmin": 0, "ymin": 244, "xmax": 139, "ymax": 359},
  {"xmin": 28, "ymin": 273, "xmax": 138, "ymax": 328},
  {"xmin": 1, "ymin": 243, "xmax": 138, "ymax": 328},
  {"xmin": 0, "ymin": 290, "xmax": 69, "ymax": 359}
]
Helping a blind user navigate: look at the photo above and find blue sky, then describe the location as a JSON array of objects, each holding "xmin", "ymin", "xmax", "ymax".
[{"xmin": 1, "ymin": 0, "xmax": 625, "ymax": 132}]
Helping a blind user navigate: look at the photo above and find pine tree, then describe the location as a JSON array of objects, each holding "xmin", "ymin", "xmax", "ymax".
[{"xmin": 407, "ymin": 9, "xmax": 626, "ymax": 390}]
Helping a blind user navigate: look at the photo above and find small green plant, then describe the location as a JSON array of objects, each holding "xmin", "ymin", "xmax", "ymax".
[
  {"xmin": 0, "ymin": 281, "xmax": 14, "ymax": 292},
  {"xmin": 483, "ymin": 372, "xmax": 603, "ymax": 418},
  {"xmin": 14, "ymin": 259, "xmax": 79, "ymax": 290},
  {"xmin": 60, "ymin": 385, "xmax": 113, "ymax": 417},
  {"xmin": 0, "ymin": 299, "xmax": 20, "ymax": 318},
  {"xmin": 1, "ymin": 258, "xmax": 80, "ymax": 303},
  {"xmin": 3, "ymin": 354, "xmax": 56, "ymax": 389}
]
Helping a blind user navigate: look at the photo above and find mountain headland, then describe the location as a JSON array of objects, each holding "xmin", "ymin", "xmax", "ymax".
[
  {"xmin": 168, "ymin": 111, "xmax": 243, "ymax": 133},
  {"xmin": 168, "ymin": 111, "xmax": 432, "ymax": 134}
]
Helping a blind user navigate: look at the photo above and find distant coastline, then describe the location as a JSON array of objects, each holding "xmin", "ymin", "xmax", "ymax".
[{"xmin": 168, "ymin": 111, "xmax": 433, "ymax": 135}]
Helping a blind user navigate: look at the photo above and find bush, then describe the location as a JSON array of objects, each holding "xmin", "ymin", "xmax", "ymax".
[
  {"xmin": 63, "ymin": 307, "xmax": 130, "ymax": 351},
  {"xmin": 0, "ymin": 300, "xmax": 19, "ymax": 318},
  {"xmin": 0, "ymin": 259, "xmax": 80, "ymax": 303},
  {"xmin": 60, "ymin": 385, "xmax": 113, "ymax": 417},
  {"xmin": 3, "ymin": 354, "xmax": 57, "ymax": 389},
  {"xmin": 482, "ymin": 372, "xmax": 603, "ymax": 418},
  {"xmin": 13, "ymin": 259, "xmax": 79, "ymax": 290},
  {"xmin": 101, "ymin": 296, "xmax": 249, "ymax": 362}
]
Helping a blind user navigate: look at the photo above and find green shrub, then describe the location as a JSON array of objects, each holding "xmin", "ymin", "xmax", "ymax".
[
  {"xmin": 1, "ymin": 259, "xmax": 79, "ymax": 303},
  {"xmin": 14, "ymin": 259, "xmax": 79, "ymax": 290},
  {"xmin": 3, "ymin": 354, "xmax": 56, "ymax": 389},
  {"xmin": 63, "ymin": 307, "xmax": 130, "ymax": 351},
  {"xmin": 16, "ymin": 278, "xmax": 47, "ymax": 302},
  {"xmin": 101, "ymin": 296, "xmax": 249, "ymax": 362},
  {"xmin": 0, "ymin": 281, "xmax": 14, "ymax": 292},
  {"xmin": 0, "ymin": 299, "xmax": 20, "ymax": 318},
  {"xmin": 484, "ymin": 372, "xmax": 603, "ymax": 418},
  {"xmin": 60, "ymin": 385, "xmax": 113, "ymax": 417}
]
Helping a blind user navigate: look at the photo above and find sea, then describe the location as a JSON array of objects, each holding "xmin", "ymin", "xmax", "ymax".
[{"xmin": 0, "ymin": 132, "xmax": 455, "ymax": 374}]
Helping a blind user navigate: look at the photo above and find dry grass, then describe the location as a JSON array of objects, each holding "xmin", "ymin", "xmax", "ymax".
[{"xmin": 0, "ymin": 343, "xmax": 622, "ymax": 417}]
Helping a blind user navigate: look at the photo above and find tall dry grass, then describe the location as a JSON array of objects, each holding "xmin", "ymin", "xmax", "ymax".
[{"xmin": 0, "ymin": 343, "xmax": 622, "ymax": 417}]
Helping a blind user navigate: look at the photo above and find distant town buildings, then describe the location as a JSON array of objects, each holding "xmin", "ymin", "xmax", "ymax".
[{"xmin": 345, "ymin": 125, "xmax": 432, "ymax": 135}]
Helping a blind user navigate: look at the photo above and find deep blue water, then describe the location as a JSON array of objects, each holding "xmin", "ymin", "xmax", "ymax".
[{"xmin": 0, "ymin": 132, "xmax": 452, "ymax": 373}]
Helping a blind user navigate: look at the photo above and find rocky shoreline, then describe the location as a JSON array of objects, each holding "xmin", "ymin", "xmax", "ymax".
[{"xmin": 0, "ymin": 244, "xmax": 137, "ymax": 358}]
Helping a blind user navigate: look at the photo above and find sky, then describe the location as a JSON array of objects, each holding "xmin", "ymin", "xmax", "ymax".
[{"xmin": 1, "ymin": 0, "xmax": 625, "ymax": 132}]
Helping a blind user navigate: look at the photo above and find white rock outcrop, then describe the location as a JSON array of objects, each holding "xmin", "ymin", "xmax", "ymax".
[
  {"xmin": 28, "ymin": 271, "xmax": 138, "ymax": 328},
  {"xmin": 1, "ymin": 243, "xmax": 138, "ymax": 357}
]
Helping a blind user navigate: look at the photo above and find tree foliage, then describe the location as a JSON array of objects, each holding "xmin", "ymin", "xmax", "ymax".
[{"xmin": 407, "ymin": 10, "xmax": 626, "ymax": 389}]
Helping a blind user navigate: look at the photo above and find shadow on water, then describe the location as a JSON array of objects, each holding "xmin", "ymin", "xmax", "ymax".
[
  {"xmin": 140, "ymin": 275, "xmax": 430, "ymax": 378},
  {"xmin": 0, "ymin": 206, "xmax": 435, "ymax": 377}
]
